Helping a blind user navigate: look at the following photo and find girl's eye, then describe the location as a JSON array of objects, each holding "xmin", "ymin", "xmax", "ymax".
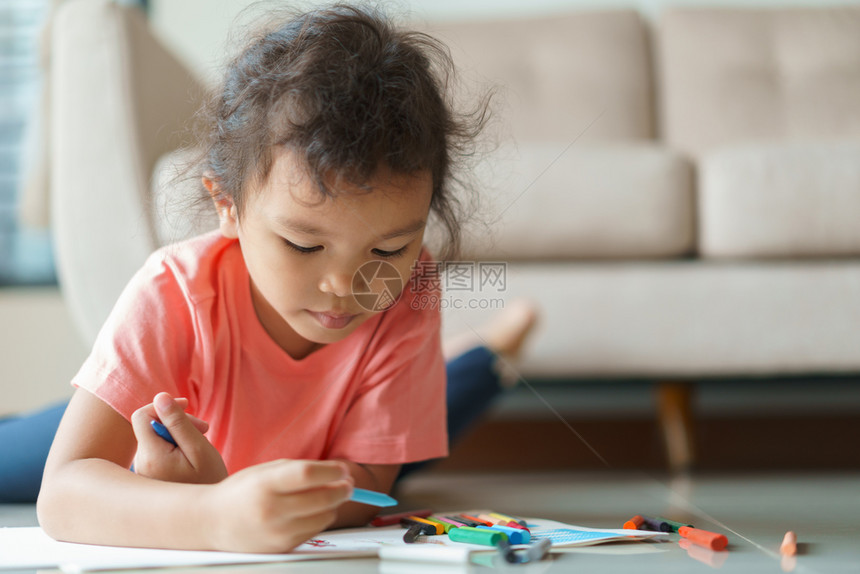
[
  {"xmin": 372, "ymin": 246, "xmax": 408, "ymax": 258},
  {"xmin": 284, "ymin": 239, "xmax": 322, "ymax": 255}
]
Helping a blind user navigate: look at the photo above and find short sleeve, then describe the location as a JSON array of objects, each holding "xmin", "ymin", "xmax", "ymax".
[
  {"xmin": 71, "ymin": 251, "xmax": 198, "ymax": 421},
  {"xmin": 327, "ymin": 295, "xmax": 448, "ymax": 465}
]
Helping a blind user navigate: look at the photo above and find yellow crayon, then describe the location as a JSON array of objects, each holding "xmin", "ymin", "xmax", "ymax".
[{"xmin": 489, "ymin": 512, "xmax": 521, "ymax": 524}]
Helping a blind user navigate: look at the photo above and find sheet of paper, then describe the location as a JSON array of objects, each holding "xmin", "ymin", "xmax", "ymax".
[
  {"xmin": 521, "ymin": 518, "xmax": 668, "ymax": 547},
  {"xmin": 0, "ymin": 516, "xmax": 667, "ymax": 572},
  {"xmin": 0, "ymin": 527, "xmax": 375, "ymax": 572}
]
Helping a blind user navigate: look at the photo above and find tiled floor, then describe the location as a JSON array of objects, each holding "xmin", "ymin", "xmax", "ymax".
[{"xmin": 2, "ymin": 470, "xmax": 858, "ymax": 573}]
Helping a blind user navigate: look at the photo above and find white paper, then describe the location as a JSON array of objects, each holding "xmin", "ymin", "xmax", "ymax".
[{"xmin": 0, "ymin": 527, "xmax": 375, "ymax": 572}]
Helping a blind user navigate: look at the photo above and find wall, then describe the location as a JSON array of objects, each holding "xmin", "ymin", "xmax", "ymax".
[{"xmin": 0, "ymin": 288, "xmax": 88, "ymax": 416}]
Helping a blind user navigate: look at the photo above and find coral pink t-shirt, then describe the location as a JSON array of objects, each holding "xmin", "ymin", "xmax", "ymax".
[{"xmin": 72, "ymin": 231, "xmax": 447, "ymax": 473}]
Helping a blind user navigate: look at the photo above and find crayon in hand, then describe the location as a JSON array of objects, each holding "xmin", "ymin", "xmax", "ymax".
[{"xmin": 149, "ymin": 420, "xmax": 396, "ymax": 507}]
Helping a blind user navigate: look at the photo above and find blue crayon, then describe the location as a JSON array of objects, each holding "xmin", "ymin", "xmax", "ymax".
[{"xmin": 477, "ymin": 524, "xmax": 530, "ymax": 544}]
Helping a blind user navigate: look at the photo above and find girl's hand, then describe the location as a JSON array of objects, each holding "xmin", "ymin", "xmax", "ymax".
[
  {"xmin": 130, "ymin": 392, "xmax": 228, "ymax": 484},
  {"xmin": 202, "ymin": 459, "xmax": 354, "ymax": 553}
]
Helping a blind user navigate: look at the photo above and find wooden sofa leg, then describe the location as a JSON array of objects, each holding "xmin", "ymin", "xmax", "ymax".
[{"xmin": 656, "ymin": 381, "xmax": 696, "ymax": 473}]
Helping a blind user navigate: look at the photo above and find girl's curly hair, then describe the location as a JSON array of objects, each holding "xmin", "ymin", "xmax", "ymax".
[{"xmin": 195, "ymin": 3, "xmax": 491, "ymax": 260}]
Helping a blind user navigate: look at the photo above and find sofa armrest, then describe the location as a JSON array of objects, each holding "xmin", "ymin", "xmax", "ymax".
[
  {"xmin": 699, "ymin": 140, "xmax": 860, "ymax": 258},
  {"xmin": 51, "ymin": 0, "xmax": 206, "ymax": 345}
]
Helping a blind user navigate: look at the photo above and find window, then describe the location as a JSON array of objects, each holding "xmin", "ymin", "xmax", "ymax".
[{"xmin": 0, "ymin": 0, "xmax": 54, "ymax": 285}]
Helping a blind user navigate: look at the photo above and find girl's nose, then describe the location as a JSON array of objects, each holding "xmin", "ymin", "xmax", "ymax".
[{"xmin": 318, "ymin": 270, "xmax": 353, "ymax": 298}]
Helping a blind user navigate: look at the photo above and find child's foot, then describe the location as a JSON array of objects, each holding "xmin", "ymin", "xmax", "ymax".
[
  {"xmin": 443, "ymin": 299, "xmax": 539, "ymax": 361},
  {"xmin": 482, "ymin": 299, "xmax": 539, "ymax": 360}
]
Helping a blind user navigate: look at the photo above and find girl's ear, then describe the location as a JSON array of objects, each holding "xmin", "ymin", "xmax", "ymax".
[{"xmin": 203, "ymin": 176, "xmax": 239, "ymax": 239}]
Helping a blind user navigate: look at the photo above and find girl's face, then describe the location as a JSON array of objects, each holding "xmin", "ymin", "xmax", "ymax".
[{"xmin": 210, "ymin": 149, "xmax": 433, "ymax": 360}]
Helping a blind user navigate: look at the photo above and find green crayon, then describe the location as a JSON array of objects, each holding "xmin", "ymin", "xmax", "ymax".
[
  {"xmin": 448, "ymin": 525, "xmax": 506, "ymax": 547},
  {"xmin": 656, "ymin": 516, "xmax": 694, "ymax": 532}
]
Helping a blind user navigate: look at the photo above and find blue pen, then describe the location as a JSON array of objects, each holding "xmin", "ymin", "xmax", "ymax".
[
  {"xmin": 150, "ymin": 419, "xmax": 177, "ymax": 446},
  {"xmin": 149, "ymin": 420, "xmax": 397, "ymax": 507}
]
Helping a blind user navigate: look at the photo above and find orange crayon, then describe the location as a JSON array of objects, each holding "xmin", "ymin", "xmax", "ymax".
[
  {"xmin": 623, "ymin": 515, "xmax": 647, "ymax": 530},
  {"xmin": 678, "ymin": 526, "xmax": 728, "ymax": 551},
  {"xmin": 407, "ymin": 516, "xmax": 444, "ymax": 534},
  {"xmin": 780, "ymin": 531, "xmax": 797, "ymax": 556}
]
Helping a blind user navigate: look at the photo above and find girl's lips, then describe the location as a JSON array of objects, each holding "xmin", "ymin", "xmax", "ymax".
[{"xmin": 309, "ymin": 311, "xmax": 357, "ymax": 330}]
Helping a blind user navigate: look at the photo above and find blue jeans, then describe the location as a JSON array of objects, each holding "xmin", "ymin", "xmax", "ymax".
[
  {"xmin": 0, "ymin": 400, "xmax": 69, "ymax": 503},
  {"xmin": 0, "ymin": 346, "xmax": 503, "ymax": 502}
]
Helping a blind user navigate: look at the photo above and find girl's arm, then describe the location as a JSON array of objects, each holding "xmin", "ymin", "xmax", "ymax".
[
  {"xmin": 330, "ymin": 460, "xmax": 401, "ymax": 528},
  {"xmin": 37, "ymin": 388, "xmax": 353, "ymax": 553}
]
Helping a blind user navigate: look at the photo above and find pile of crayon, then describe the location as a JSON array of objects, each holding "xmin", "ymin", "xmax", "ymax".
[
  {"xmin": 371, "ymin": 510, "xmax": 531, "ymax": 546},
  {"xmin": 623, "ymin": 514, "xmax": 728, "ymax": 551}
]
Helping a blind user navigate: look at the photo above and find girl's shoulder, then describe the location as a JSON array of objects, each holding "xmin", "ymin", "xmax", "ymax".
[{"xmin": 142, "ymin": 230, "xmax": 241, "ymax": 303}]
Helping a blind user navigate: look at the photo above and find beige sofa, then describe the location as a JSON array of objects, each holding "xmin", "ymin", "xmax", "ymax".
[{"xmin": 42, "ymin": 1, "xmax": 860, "ymax": 470}]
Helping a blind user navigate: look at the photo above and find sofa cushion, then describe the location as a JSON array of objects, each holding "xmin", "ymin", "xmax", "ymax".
[
  {"xmin": 424, "ymin": 9, "xmax": 654, "ymax": 142},
  {"xmin": 459, "ymin": 143, "xmax": 695, "ymax": 260},
  {"xmin": 659, "ymin": 7, "xmax": 860, "ymax": 158},
  {"xmin": 441, "ymin": 260, "xmax": 860, "ymax": 378},
  {"xmin": 699, "ymin": 141, "xmax": 860, "ymax": 258}
]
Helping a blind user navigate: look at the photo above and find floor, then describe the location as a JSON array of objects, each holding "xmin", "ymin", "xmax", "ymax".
[{"xmin": 2, "ymin": 470, "xmax": 858, "ymax": 573}]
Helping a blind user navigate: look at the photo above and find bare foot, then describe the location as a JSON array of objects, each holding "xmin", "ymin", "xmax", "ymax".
[
  {"xmin": 482, "ymin": 299, "xmax": 539, "ymax": 360},
  {"xmin": 443, "ymin": 299, "xmax": 539, "ymax": 360}
]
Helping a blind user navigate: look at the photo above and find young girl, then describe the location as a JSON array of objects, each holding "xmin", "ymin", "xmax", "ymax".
[{"xmin": 32, "ymin": 4, "xmax": 536, "ymax": 553}]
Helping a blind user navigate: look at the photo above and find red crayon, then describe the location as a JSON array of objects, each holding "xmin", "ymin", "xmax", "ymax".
[{"xmin": 679, "ymin": 526, "xmax": 728, "ymax": 551}]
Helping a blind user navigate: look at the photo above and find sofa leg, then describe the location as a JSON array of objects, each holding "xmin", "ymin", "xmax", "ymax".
[{"xmin": 656, "ymin": 382, "xmax": 696, "ymax": 473}]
